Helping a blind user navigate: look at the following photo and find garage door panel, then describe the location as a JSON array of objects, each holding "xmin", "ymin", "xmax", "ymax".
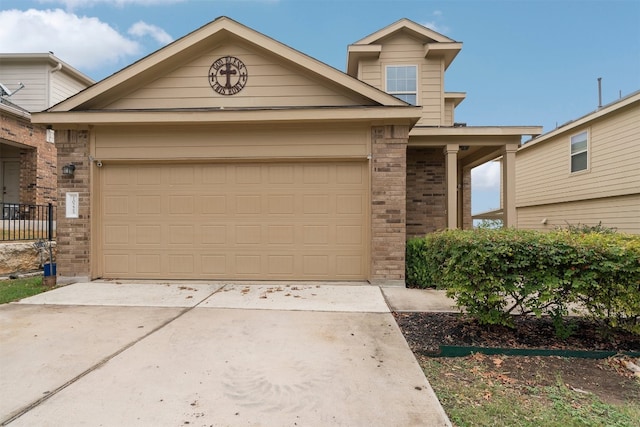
[
  {"xmin": 137, "ymin": 195, "xmax": 161, "ymax": 214},
  {"xmin": 201, "ymin": 255, "xmax": 227, "ymax": 274},
  {"xmin": 336, "ymin": 164, "xmax": 365, "ymax": 184},
  {"xmin": 268, "ymin": 165, "xmax": 295, "ymax": 184},
  {"xmin": 168, "ymin": 254, "xmax": 195, "ymax": 274},
  {"xmin": 336, "ymin": 255, "xmax": 364, "ymax": 276},
  {"xmin": 267, "ymin": 225, "xmax": 294, "ymax": 244},
  {"xmin": 268, "ymin": 195, "xmax": 295, "ymax": 214},
  {"xmin": 236, "ymin": 165, "xmax": 261, "ymax": 184},
  {"xmin": 202, "ymin": 196, "xmax": 227, "ymax": 214},
  {"xmin": 135, "ymin": 225, "xmax": 161, "ymax": 244},
  {"xmin": 136, "ymin": 254, "xmax": 161, "ymax": 274},
  {"xmin": 235, "ymin": 255, "xmax": 262, "ymax": 275},
  {"xmin": 104, "ymin": 196, "xmax": 129, "ymax": 215},
  {"xmin": 201, "ymin": 225, "xmax": 227, "ymax": 244},
  {"xmin": 336, "ymin": 194, "xmax": 364, "ymax": 214},
  {"xmin": 235, "ymin": 195, "xmax": 261, "ymax": 214},
  {"xmin": 104, "ymin": 254, "xmax": 130, "ymax": 274},
  {"xmin": 100, "ymin": 162, "xmax": 368, "ymax": 280},
  {"xmin": 104, "ymin": 225, "xmax": 129, "ymax": 245}
]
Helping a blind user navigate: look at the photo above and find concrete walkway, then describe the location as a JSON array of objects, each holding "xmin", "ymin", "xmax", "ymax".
[{"xmin": 0, "ymin": 282, "xmax": 453, "ymax": 426}]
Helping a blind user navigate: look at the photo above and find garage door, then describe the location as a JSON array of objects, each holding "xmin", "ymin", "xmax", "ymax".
[{"xmin": 99, "ymin": 162, "xmax": 368, "ymax": 280}]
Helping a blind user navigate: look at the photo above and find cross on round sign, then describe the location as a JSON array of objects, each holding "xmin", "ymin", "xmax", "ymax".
[{"xmin": 209, "ymin": 56, "xmax": 248, "ymax": 96}]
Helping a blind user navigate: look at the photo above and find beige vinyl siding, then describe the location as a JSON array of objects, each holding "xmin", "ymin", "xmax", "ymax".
[
  {"xmin": 444, "ymin": 99, "xmax": 454, "ymax": 126},
  {"xmin": 104, "ymin": 42, "xmax": 370, "ymax": 110},
  {"xmin": 354, "ymin": 32, "xmax": 444, "ymax": 126},
  {"xmin": 50, "ymin": 71, "xmax": 90, "ymax": 107},
  {"xmin": 0, "ymin": 62, "xmax": 48, "ymax": 112},
  {"xmin": 418, "ymin": 60, "xmax": 443, "ymax": 126},
  {"xmin": 358, "ymin": 59, "xmax": 381, "ymax": 88},
  {"xmin": 94, "ymin": 124, "xmax": 370, "ymax": 160},
  {"xmin": 516, "ymin": 103, "xmax": 640, "ymax": 206},
  {"xmin": 516, "ymin": 194, "xmax": 640, "ymax": 234}
]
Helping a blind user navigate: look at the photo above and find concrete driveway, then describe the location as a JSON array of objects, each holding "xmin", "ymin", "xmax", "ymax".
[{"xmin": 0, "ymin": 281, "xmax": 450, "ymax": 426}]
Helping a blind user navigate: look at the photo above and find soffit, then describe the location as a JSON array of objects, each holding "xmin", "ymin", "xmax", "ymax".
[{"xmin": 34, "ymin": 105, "xmax": 422, "ymax": 128}]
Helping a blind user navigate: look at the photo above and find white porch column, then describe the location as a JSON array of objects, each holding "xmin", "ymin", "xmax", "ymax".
[
  {"xmin": 444, "ymin": 144, "xmax": 459, "ymax": 229},
  {"xmin": 502, "ymin": 143, "xmax": 519, "ymax": 227}
]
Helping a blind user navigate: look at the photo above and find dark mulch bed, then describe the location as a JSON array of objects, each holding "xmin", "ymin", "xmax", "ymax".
[{"xmin": 395, "ymin": 312, "xmax": 640, "ymax": 355}]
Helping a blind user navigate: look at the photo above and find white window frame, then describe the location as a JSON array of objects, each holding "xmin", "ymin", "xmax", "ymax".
[
  {"xmin": 385, "ymin": 65, "xmax": 418, "ymax": 105},
  {"xmin": 570, "ymin": 130, "xmax": 589, "ymax": 174}
]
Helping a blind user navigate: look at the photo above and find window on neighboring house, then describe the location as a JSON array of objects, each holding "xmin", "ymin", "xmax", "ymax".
[
  {"xmin": 386, "ymin": 65, "xmax": 417, "ymax": 105},
  {"xmin": 570, "ymin": 130, "xmax": 589, "ymax": 173}
]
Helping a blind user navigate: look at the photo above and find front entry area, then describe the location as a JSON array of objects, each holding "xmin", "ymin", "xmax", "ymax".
[{"xmin": 98, "ymin": 161, "xmax": 369, "ymax": 280}]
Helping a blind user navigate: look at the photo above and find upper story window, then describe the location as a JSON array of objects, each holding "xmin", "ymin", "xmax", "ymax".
[
  {"xmin": 386, "ymin": 65, "xmax": 417, "ymax": 105},
  {"xmin": 570, "ymin": 130, "xmax": 589, "ymax": 173}
]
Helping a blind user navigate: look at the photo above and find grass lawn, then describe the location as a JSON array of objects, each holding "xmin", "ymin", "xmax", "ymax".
[
  {"xmin": 420, "ymin": 354, "xmax": 640, "ymax": 427},
  {"xmin": 0, "ymin": 276, "xmax": 48, "ymax": 304}
]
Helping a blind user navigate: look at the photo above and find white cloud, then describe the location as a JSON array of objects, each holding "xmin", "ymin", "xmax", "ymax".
[
  {"xmin": 0, "ymin": 8, "xmax": 141, "ymax": 71},
  {"xmin": 129, "ymin": 21, "xmax": 174, "ymax": 45},
  {"xmin": 422, "ymin": 10, "xmax": 450, "ymax": 35},
  {"xmin": 37, "ymin": 0, "xmax": 186, "ymax": 10},
  {"xmin": 472, "ymin": 162, "xmax": 501, "ymax": 190}
]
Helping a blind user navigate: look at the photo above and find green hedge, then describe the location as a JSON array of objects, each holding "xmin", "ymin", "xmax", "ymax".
[{"xmin": 406, "ymin": 229, "xmax": 640, "ymax": 335}]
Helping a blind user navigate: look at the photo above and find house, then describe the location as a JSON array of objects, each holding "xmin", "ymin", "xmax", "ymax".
[
  {"xmin": 0, "ymin": 53, "xmax": 94, "ymax": 207},
  {"xmin": 515, "ymin": 90, "xmax": 640, "ymax": 234},
  {"xmin": 31, "ymin": 17, "xmax": 540, "ymax": 285}
]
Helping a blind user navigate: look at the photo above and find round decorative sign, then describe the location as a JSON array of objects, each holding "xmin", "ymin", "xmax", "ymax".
[{"xmin": 208, "ymin": 56, "xmax": 248, "ymax": 96}]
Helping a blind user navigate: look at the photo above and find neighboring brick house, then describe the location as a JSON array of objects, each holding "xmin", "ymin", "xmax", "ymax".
[
  {"xmin": 0, "ymin": 53, "xmax": 94, "ymax": 207},
  {"xmin": 33, "ymin": 17, "xmax": 540, "ymax": 284}
]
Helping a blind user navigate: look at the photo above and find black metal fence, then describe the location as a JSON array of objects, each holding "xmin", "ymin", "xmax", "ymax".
[{"xmin": 1, "ymin": 203, "xmax": 56, "ymax": 241}]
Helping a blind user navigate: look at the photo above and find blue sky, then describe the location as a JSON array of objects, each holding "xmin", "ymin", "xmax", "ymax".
[{"xmin": 1, "ymin": 0, "xmax": 639, "ymax": 214}]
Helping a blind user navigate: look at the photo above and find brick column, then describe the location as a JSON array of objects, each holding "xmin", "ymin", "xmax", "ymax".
[
  {"xmin": 56, "ymin": 130, "xmax": 91, "ymax": 283},
  {"xmin": 444, "ymin": 144, "xmax": 459, "ymax": 229},
  {"xmin": 370, "ymin": 125, "xmax": 408, "ymax": 286},
  {"xmin": 19, "ymin": 148, "xmax": 37, "ymax": 205}
]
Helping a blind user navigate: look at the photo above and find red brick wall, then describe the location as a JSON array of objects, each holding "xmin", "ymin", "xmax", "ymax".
[
  {"xmin": 55, "ymin": 130, "xmax": 91, "ymax": 280},
  {"xmin": 406, "ymin": 147, "xmax": 447, "ymax": 237},
  {"xmin": 370, "ymin": 125, "xmax": 408, "ymax": 284},
  {"xmin": 0, "ymin": 108, "xmax": 56, "ymax": 206}
]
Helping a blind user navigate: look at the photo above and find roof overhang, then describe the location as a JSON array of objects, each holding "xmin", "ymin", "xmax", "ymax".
[
  {"xmin": 347, "ymin": 41, "xmax": 462, "ymax": 77},
  {"xmin": 473, "ymin": 209, "xmax": 503, "ymax": 221},
  {"xmin": 0, "ymin": 99, "xmax": 31, "ymax": 119},
  {"xmin": 408, "ymin": 126, "xmax": 542, "ymax": 169},
  {"xmin": 32, "ymin": 106, "xmax": 423, "ymax": 129},
  {"xmin": 444, "ymin": 92, "xmax": 466, "ymax": 107},
  {"xmin": 410, "ymin": 126, "xmax": 542, "ymax": 138},
  {"xmin": 0, "ymin": 53, "xmax": 95, "ymax": 86},
  {"xmin": 353, "ymin": 18, "xmax": 456, "ymax": 45},
  {"xmin": 346, "ymin": 44, "xmax": 382, "ymax": 77},
  {"xmin": 424, "ymin": 42, "xmax": 462, "ymax": 70},
  {"xmin": 520, "ymin": 90, "xmax": 640, "ymax": 151}
]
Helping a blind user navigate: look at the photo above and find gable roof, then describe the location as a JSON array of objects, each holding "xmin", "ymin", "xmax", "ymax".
[
  {"xmin": 352, "ymin": 18, "xmax": 456, "ymax": 45},
  {"xmin": 519, "ymin": 89, "xmax": 640, "ymax": 151},
  {"xmin": 347, "ymin": 18, "xmax": 462, "ymax": 76},
  {"xmin": 45, "ymin": 16, "xmax": 408, "ymax": 113}
]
